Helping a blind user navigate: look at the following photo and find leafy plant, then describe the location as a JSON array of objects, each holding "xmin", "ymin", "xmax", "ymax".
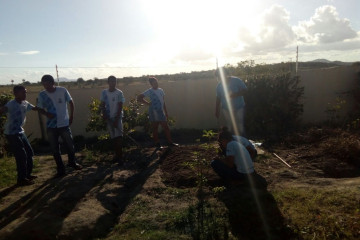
[
  {"xmin": 86, "ymin": 96, "xmax": 150, "ymax": 138},
  {"xmin": 325, "ymin": 96, "xmax": 346, "ymax": 127},
  {"xmin": 244, "ymin": 72, "xmax": 304, "ymax": 139},
  {"xmin": 0, "ymin": 92, "xmax": 13, "ymax": 156}
]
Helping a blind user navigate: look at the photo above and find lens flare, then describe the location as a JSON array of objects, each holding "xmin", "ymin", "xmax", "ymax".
[{"xmin": 218, "ymin": 66, "xmax": 270, "ymax": 238}]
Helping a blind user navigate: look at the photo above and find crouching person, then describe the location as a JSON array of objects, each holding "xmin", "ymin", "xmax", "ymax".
[{"xmin": 211, "ymin": 127, "xmax": 254, "ymax": 184}]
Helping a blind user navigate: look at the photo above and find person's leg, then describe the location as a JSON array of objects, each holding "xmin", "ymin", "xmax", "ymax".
[
  {"xmin": 235, "ymin": 107, "xmax": 245, "ymax": 136},
  {"xmin": 222, "ymin": 109, "xmax": 234, "ymax": 133},
  {"xmin": 114, "ymin": 136, "xmax": 123, "ymax": 160},
  {"xmin": 59, "ymin": 126, "xmax": 81, "ymax": 169},
  {"xmin": 159, "ymin": 121, "xmax": 172, "ymax": 143},
  {"xmin": 47, "ymin": 128, "xmax": 65, "ymax": 175},
  {"xmin": 211, "ymin": 158, "xmax": 244, "ymax": 181},
  {"xmin": 107, "ymin": 120, "xmax": 115, "ymax": 139},
  {"xmin": 6, "ymin": 134, "xmax": 28, "ymax": 182},
  {"xmin": 20, "ymin": 133, "xmax": 35, "ymax": 178},
  {"xmin": 114, "ymin": 119, "xmax": 123, "ymax": 160},
  {"xmin": 152, "ymin": 122, "xmax": 160, "ymax": 144}
]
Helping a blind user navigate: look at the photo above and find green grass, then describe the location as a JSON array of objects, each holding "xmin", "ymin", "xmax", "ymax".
[
  {"xmin": 0, "ymin": 156, "xmax": 40, "ymax": 188},
  {"xmin": 273, "ymin": 188, "xmax": 360, "ymax": 239},
  {"xmin": 0, "ymin": 155, "xmax": 17, "ymax": 187}
]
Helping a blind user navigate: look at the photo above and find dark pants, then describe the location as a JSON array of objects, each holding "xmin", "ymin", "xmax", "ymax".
[
  {"xmin": 211, "ymin": 159, "xmax": 247, "ymax": 181},
  {"xmin": 6, "ymin": 133, "xmax": 34, "ymax": 181},
  {"xmin": 47, "ymin": 126, "xmax": 76, "ymax": 174}
]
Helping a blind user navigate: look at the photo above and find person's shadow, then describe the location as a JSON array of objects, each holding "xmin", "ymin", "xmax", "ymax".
[{"xmin": 216, "ymin": 173, "xmax": 297, "ymax": 240}]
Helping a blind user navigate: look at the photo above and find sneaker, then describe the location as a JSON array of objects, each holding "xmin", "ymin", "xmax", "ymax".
[
  {"xmin": 67, "ymin": 163, "xmax": 83, "ymax": 170},
  {"xmin": 17, "ymin": 178, "xmax": 34, "ymax": 186},
  {"xmin": 155, "ymin": 142, "xmax": 163, "ymax": 149},
  {"xmin": 27, "ymin": 175, "xmax": 38, "ymax": 180},
  {"xmin": 168, "ymin": 142, "xmax": 179, "ymax": 147}
]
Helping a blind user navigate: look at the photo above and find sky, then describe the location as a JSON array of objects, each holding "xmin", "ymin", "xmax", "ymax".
[{"xmin": 0, "ymin": 0, "xmax": 359, "ymax": 84}]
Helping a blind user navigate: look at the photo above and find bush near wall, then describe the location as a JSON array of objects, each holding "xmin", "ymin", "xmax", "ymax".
[
  {"xmin": 86, "ymin": 97, "xmax": 150, "ymax": 136},
  {"xmin": 244, "ymin": 73, "xmax": 304, "ymax": 139}
]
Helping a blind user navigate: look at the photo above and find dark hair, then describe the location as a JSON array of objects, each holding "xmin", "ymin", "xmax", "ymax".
[
  {"xmin": 13, "ymin": 85, "xmax": 25, "ymax": 94},
  {"xmin": 148, "ymin": 77, "xmax": 158, "ymax": 83},
  {"xmin": 108, "ymin": 75, "xmax": 116, "ymax": 82},
  {"xmin": 218, "ymin": 127, "xmax": 233, "ymax": 141},
  {"xmin": 41, "ymin": 74, "xmax": 55, "ymax": 83}
]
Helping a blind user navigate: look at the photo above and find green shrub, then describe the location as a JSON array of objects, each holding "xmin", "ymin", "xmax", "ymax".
[
  {"xmin": 86, "ymin": 96, "xmax": 150, "ymax": 136},
  {"xmin": 0, "ymin": 92, "xmax": 13, "ymax": 156},
  {"xmin": 244, "ymin": 73, "xmax": 303, "ymax": 139}
]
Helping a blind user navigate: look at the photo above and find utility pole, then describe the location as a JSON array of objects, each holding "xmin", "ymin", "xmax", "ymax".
[
  {"xmin": 56, "ymin": 64, "xmax": 59, "ymax": 86},
  {"xmin": 296, "ymin": 46, "xmax": 299, "ymax": 75}
]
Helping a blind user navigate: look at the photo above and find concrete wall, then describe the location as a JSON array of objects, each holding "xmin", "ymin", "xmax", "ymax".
[
  {"xmin": 21, "ymin": 65, "xmax": 359, "ymax": 139},
  {"xmin": 299, "ymin": 65, "xmax": 359, "ymax": 122}
]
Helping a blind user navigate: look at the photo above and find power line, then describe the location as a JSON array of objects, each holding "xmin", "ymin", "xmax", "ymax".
[{"xmin": 0, "ymin": 65, "xmax": 202, "ymax": 69}]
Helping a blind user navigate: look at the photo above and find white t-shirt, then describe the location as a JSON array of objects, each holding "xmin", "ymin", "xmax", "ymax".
[
  {"xmin": 37, "ymin": 87, "xmax": 72, "ymax": 128},
  {"xmin": 142, "ymin": 88, "xmax": 165, "ymax": 110},
  {"xmin": 226, "ymin": 140, "xmax": 254, "ymax": 174},
  {"xmin": 232, "ymin": 135, "xmax": 256, "ymax": 151},
  {"xmin": 4, "ymin": 100, "xmax": 34, "ymax": 135},
  {"xmin": 100, "ymin": 89, "xmax": 125, "ymax": 118}
]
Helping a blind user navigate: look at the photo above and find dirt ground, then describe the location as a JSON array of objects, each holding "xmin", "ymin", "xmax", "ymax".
[{"xmin": 0, "ymin": 128, "xmax": 360, "ymax": 239}]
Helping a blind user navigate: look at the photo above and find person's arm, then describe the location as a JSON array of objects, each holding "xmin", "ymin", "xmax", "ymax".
[
  {"xmin": 33, "ymin": 107, "xmax": 55, "ymax": 119},
  {"xmin": 215, "ymin": 97, "xmax": 221, "ymax": 119},
  {"xmin": 99, "ymin": 101, "xmax": 108, "ymax": 120},
  {"xmin": 230, "ymin": 79, "xmax": 247, "ymax": 98},
  {"xmin": 69, "ymin": 100, "xmax": 74, "ymax": 126},
  {"xmin": 221, "ymin": 155, "xmax": 235, "ymax": 168},
  {"xmin": 230, "ymin": 88, "xmax": 247, "ymax": 98},
  {"xmin": 137, "ymin": 93, "xmax": 150, "ymax": 105},
  {"xmin": 113, "ymin": 101, "xmax": 123, "ymax": 128}
]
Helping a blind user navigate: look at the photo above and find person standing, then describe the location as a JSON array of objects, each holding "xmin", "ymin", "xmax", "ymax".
[
  {"xmin": 37, "ymin": 75, "xmax": 82, "ymax": 178},
  {"xmin": 100, "ymin": 75, "xmax": 125, "ymax": 164},
  {"xmin": 215, "ymin": 68, "xmax": 247, "ymax": 136},
  {"xmin": 137, "ymin": 77, "xmax": 178, "ymax": 148},
  {"xmin": 0, "ymin": 86, "xmax": 51, "ymax": 185}
]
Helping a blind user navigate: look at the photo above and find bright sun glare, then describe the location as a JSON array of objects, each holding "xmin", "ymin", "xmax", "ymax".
[{"xmin": 141, "ymin": 0, "xmax": 260, "ymax": 60}]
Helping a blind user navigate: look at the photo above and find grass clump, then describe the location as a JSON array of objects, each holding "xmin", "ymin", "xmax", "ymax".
[
  {"xmin": 273, "ymin": 188, "xmax": 360, "ymax": 239},
  {"xmin": 0, "ymin": 156, "xmax": 40, "ymax": 188},
  {"xmin": 0, "ymin": 156, "xmax": 17, "ymax": 188}
]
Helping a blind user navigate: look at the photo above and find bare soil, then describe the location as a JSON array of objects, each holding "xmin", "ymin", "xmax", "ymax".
[{"xmin": 0, "ymin": 128, "xmax": 360, "ymax": 239}]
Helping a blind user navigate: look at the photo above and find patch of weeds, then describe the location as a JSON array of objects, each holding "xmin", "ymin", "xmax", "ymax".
[
  {"xmin": 83, "ymin": 145, "xmax": 95, "ymax": 162},
  {"xmin": 32, "ymin": 157, "xmax": 40, "ymax": 174},
  {"xmin": 212, "ymin": 186, "xmax": 226, "ymax": 196},
  {"xmin": 273, "ymin": 188, "xmax": 360, "ymax": 239},
  {"xmin": 167, "ymin": 201, "xmax": 231, "ymax": 240},
  {"xmin": 255, "ymin": 152, "xmax": 272, "ymax": 162},
  {"xmin": 0, "ymin": 155, "xmax": 16, "ymax": 187},
  {"xmin": 165, "ymin": 187, "xmax": 189, "ymax": 198},
  {"xmin": 0, "ymin": 155, "xmax": 41, "ymax": 188}
]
